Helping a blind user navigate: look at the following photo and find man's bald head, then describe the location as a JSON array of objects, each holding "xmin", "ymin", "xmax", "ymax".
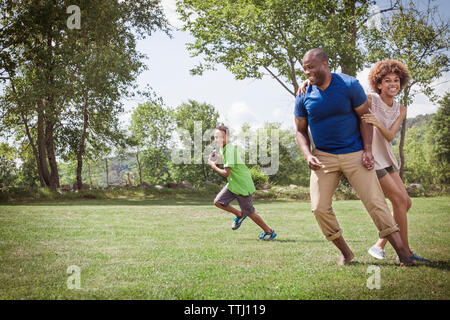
[
  {"xmin": 301, "ymin": 48, "xmax": 331, "ymax": 89},
  {"xmin": 303, "ymin": 48, "xmax": 329, "ymax": 63}
]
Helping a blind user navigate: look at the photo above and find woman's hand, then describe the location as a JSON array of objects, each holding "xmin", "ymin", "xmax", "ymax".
[
  {"xmin": 361, "ymin": 113, "xmax": 381, "ymax": 128},
  {"xmin": 297, "ymin": 79, "xmax": 311, "ymax": 96}
]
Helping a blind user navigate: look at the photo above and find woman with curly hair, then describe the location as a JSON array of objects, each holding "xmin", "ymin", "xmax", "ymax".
[{"xmin": 363, "ymin": 59, "xmax": 429, "ymax": 262}]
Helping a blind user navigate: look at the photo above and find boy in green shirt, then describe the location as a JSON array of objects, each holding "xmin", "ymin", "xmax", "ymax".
[{"xmin": 208, "ymin": 125, "xmax": 277, "ymax": 240}]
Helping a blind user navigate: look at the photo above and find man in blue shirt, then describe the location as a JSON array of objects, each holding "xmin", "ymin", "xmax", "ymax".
[{"xmin": 294, "ymin": 48, "xmax": 414, "ymax": 266}]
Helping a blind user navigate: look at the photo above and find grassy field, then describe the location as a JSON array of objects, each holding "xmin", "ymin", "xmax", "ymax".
[{"xmin": 0, "ymin": 196, "xmax": 448, "ymax": 299}]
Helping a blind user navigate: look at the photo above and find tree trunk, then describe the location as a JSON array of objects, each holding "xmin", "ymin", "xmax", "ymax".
[
  {"xmin": 136, "ymin": 151, "xmax": 142, "ymax": 185},
  {"xmin": 399, "ymin": 117, "xmax": 407, "ymax": 180},
  {"xmin": 37, "ymin": 105, "xmax": 51, "ymax": 187},
  {"xmin": 23, "ymin": 113, "xmax": 46, "ymax": 187},
  {"xmin": 44, "ymin": 34, "xmax": 60, "ymax": 190},
  {"xmin": 76, "ymin": 94, "xmax": 89, "ymax": 190},
  {"xmin": 398, "ymin": 88, "xmax": 410, "ymax": 180},
  {"xmin": 45, "ymin": 120, "xmax": 60, "ymax": 190},
  {"xmin": 105, "ymin": 158, "xmax": 109, "ymax": 187},
  {"xmin": 88, "ymin": 161, "xmax": 92, "ymax": 187}
]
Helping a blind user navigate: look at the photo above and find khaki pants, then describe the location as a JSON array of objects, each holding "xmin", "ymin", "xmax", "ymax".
[{"xmin": 310, "ymin": 149, "xmax": 399, "ymax": 241}]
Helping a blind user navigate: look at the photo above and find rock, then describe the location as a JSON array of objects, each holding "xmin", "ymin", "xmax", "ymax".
[
  {"xmin": 289, "ymin": 184, "xmax": 298, "ymax": 189},
  {"xmin": 73, "ymin": 183, "xmax": 90, "ymax": 190},
  {"xmin": 408, "ymin": 183, "xmax": 423, "ymax": 189},
  {"xmin": 179, "ymin": 181, "xmax": 194, "ymax": 189},
  {"xmin": 154, "ymin": 184, "xmax": 165, "ymax": 190},
  {"xmin": 167, "ymin": 182, "xmax": 179, "ymax": 189},
  {"xmin": 204, "ymin": 180, "xmax": 219, "ymax": 187},
  {"xmin": 257, "ymin": 183, "xmax": 271, "ymax": 190},
  {"xmin": 429, "ymin": 184, "xmax": 440, "ymax": 191}
]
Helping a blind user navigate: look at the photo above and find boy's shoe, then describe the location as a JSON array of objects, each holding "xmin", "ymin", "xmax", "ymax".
[
  {"xmin": 368, "ymin": 246, "xmax": 386, "ymax": 260},
  {"xmin": 396, "ymin": 252, "xmax": 431, "ymax": 263},
  {"xmin": 259, "ymin": 229, "xmax": 277, "ymax": 240},
  {"xmin": 232, "ymin": 215, "xmax": 247, "ymax": 230}
]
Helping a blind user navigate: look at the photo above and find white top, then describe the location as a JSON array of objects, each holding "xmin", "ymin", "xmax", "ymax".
[{"xmin": 371, "ymin": 93, "xmax": 400, "ymax": 170}]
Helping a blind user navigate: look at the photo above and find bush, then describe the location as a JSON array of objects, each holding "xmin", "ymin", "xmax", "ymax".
[
  {"xmin": 253, "ymin": 186, "xmax": 310, "ymax": 200},
  {"xmin": 249, "ymin": 166, "xmax": 269, "ymax": 187}
]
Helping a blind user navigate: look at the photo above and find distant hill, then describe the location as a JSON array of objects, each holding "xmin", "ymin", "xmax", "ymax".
[
  {"xmin": 392, "ymin": 113, "xmax": 433, "ymax": 145},
  {"xmin": 405, "ymin": 113, "xmax": 433, "ymax": 130}
]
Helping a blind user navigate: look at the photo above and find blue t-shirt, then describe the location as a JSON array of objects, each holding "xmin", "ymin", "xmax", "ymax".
[{"xmin": 294, "ymin": 73, "xmax": 367, "ymax": 154}]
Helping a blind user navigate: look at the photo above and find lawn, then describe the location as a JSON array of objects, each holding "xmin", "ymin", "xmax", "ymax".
[{"xmin": 0, "ymin": 197, "xmax": 448, "ymax": 299}]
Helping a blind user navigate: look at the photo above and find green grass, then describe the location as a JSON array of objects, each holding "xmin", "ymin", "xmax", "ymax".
[{"xmin": 0, "ymin": 197, "xmax": 448, "ymax": 299}]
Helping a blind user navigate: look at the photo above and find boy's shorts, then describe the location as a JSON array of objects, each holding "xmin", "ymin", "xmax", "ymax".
[{"xmin": 214, "ymin": 186, "xmax": 256, "ymax": 216}]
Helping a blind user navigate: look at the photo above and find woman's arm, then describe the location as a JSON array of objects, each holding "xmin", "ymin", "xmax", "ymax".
[
  {"xmin": 362, "ymin": 103, "xmax": 406, "ymax": 143},
  {"xmin": 387, "ymin": 105, "xmax": 407, "ymax": 138}
]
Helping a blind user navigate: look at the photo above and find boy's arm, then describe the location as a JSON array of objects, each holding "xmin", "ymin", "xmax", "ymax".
[{"xmin": 208, "ymin": 160, "xmax": 231, "ymax": 178}]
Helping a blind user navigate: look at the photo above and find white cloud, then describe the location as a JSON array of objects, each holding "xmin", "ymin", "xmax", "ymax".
[
  {"xmin": 407, "ymin": 102, "xmax": 438, "ymax": 118},
  {"xmin": 161, "ymin": 0, "xmax": 183, "ymax": 29},
  {"xmin": 357, "ymin": 67, "xmax": 371, "ymax": 92},
  {"xmin": 220, "ymin": 101, "xmax": 261, "ymax": 132},
  {"xmin": 366, "ymin": 4, "xmax": 382, "ymax": 30},
  {"xmin": 272, "ymin": 107, "xmax": 282, "ymax": 118}
]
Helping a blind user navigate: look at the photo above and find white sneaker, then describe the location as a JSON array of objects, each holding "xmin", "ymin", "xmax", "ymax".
[{"xmin": 368, "ymin": 246, "xmax": 386, "ymax": 260}]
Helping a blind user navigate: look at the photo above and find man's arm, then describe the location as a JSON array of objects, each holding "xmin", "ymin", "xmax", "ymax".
[
  {"xmin": 295, "ymin": 116, "xmax": 322, "ymax": 170},
  {"xmin": 354, "ymin": 100, "xmax": 375, "ymax": 170}
]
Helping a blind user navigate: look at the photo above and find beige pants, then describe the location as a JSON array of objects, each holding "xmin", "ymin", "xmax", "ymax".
[{"xmin": 310, "ymin": 149, "xmax": 399, "ymax": 241}]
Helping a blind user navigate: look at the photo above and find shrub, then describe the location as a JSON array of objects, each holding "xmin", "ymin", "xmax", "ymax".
[{"xmin": 249, "ymin": 166, "xmax": 269, "ymax": 187}]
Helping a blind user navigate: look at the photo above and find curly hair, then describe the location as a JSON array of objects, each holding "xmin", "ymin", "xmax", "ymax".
[{"xmin": 368, "ymin": 59, "xmax": 410, "ymax": 94}]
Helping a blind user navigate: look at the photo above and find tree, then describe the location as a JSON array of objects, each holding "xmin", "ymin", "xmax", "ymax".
[
  {"xmin": 0, "ymin": 0, "xmax": 169, "ymax": 189},
  {"xmin": 58, "ymin": 0, "xmax": 150, "ymax": 190},
  {"xmin": 364, "ymin": 0, "xmax": 449, "ymax": 178},
  {"xmin": 265, "ymin": 123, "xmax": 310, "ymax": 186},
  {"xmin": 0, "ymin": 142, "xmax": 18, "ymax": 186},
  {"xmin": 235, "ymin": 122, "xmax": 310, "ymax": 186},
  {"xmin": 176, "ymin": 0, "xmax": 401, "ymax": 96},
  {"xmin": 130, "ymin": 100, "xmax": 175, "ymax": 184},
  {"xmin": 172, "ymin": 100, "xmax": 220, "ymax": 185},
  {"xmin": 402, "ymin": 125, "xmax": 432, "ymax": 184},
  {"xmin": 429, "ymin": 93, "xmax": 450, "ymax": 184}
]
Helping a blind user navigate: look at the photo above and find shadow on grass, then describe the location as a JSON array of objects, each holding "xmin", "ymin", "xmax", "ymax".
[
  {"xmin": 1, "ymin": 198, "xmax": 212, "ymax": 207},
  {"xmin": 0, "ymin": 197, "xmax": 299, "ymax": 207},
  {"xmin": 242, "ymin": 238, "xmax": 367, "ymax": 244},
  {"xmin": 424, "ymin": 261, "xmax": 450, "ymax": 271},
  {"xmin": 349, "ymin": 260, "xmax": 450, "ymax": 270}
]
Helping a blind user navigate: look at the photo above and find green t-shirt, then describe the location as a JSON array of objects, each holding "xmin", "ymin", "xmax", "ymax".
[{"xmin": 221, "ymin": 144, "xmax": 256, "ymax": 196}]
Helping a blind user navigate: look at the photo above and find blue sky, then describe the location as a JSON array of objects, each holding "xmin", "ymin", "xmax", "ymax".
[{"xmin": 122, "ymin": 0, "xmax": 450, "ymax": 133}]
